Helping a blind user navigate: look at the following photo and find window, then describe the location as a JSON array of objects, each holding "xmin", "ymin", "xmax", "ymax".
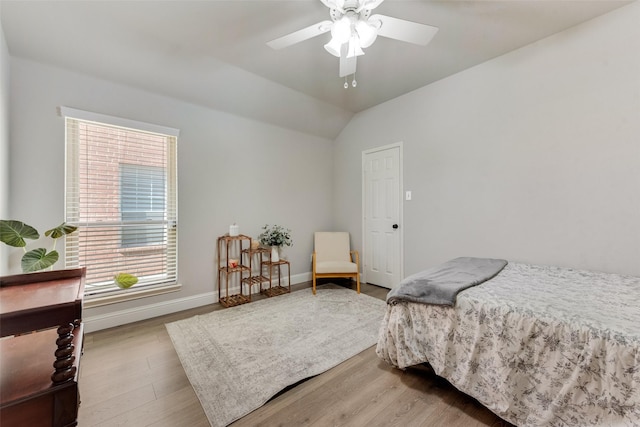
[{"xmin": 63, "ymin": 107, "xmax": 178, "ymax": 299}]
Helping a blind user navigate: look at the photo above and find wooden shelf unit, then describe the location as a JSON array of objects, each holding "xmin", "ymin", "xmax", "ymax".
[
  {"xmin": 261, "ymin": 259, "xmax": 291, "ymax": 297},
  {"xmin": 216, "ymin": 235, "xmax": 293, "ymax": 307},
  {"xmin": 241, "ymin": 247, "xmax": 270, "ymax": 295},
  {"xmin": 217, "ymin": 234, "xmax": 252, "ymax": 307},
  {"xmin": 0, "ymin": 267, "xmax": 86, "ymax": 427}
]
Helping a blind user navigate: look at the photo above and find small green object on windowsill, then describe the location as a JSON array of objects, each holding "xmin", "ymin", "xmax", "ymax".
[{"xmin": 114, "ymin": 273, "xmax": 139, "ymax": 289}]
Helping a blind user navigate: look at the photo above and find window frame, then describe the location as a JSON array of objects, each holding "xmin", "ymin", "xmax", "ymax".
[{"xmin": 61, "ymin": 107, "xmax": 179, "ymax": 305}]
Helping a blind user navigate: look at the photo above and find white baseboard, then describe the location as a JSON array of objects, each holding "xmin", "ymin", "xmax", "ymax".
[{"xmin": 84, "ymin": 272, "xmax": 311, "ymax": 333}]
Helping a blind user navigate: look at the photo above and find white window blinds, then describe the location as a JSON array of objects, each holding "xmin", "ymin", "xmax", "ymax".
[{"xmin": 63, "ymin": 107, "xmax": 178, "ymax": 297}]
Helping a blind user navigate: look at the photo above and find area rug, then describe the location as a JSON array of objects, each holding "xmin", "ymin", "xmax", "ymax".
[{"xmin": 165, "ymin": 286, "xmax": 386, "ymax": 427}]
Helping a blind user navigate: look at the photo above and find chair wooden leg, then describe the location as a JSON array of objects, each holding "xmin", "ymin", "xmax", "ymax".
[
  {"xmin": 312, "ymin": 253, "xmax": 316, "ymax": 295},
  {"xmin": 356, "ymin": 273, "xmax": 360, "ymax": 294}
]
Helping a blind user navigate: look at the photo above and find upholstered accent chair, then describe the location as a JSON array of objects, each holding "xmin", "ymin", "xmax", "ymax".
[{"xmin": 312, "ymin": 232, "xmax": 360, "ymax": 295}]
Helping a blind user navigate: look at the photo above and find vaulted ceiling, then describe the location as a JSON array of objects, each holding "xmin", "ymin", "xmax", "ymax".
[{"xmin": 1, "ymin": 0, "xmax": 631, "ymax": 138}]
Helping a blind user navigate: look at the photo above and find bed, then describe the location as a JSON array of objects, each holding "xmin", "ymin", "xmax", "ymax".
[{"xmin": 376, "ymin": 260, "xmax": 640, "ymax": 426}]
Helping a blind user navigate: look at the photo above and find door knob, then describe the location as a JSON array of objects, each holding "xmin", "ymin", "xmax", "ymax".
[{"xmin": 392, "ymin": 224, "xmax": 398, "ymax": 229}]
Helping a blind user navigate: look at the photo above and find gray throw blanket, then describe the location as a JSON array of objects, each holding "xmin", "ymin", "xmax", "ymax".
[{"xmin": 387, "ymin": 257, "xmax": 508, "ymax": 306}]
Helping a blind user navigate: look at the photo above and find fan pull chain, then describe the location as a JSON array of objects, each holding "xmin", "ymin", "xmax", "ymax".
[{"xmin": 343, "ymin": 74, "xmax": 357, "ymax": 89}]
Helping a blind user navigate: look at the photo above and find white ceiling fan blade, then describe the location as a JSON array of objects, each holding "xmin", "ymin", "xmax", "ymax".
[
  {"xmin": 267, "ymin": 20, "xmax": 333, "ymax": 50},
  {"xmin": 340, "ymin": 53, "xmax": 357, "ymax": 77},
  {"xmin": 369, "ymin": 14, "xmax": 438, "ymax": 46}
]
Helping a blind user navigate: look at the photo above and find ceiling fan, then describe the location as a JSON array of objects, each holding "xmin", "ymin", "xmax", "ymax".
[{"xmin": 267, "ymin": 0, "xmax": 438, "ymax": 84}]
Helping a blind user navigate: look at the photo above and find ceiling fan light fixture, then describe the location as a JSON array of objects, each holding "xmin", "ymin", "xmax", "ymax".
[
  {"xmin": 355, "ymin": 20, "xmax": 377, "ymax": 48},
  {"xmin": 331, "ymin": 16, "xmax": 352, "ymax": 44},
  {"xmin": 324, "ymin": 37, "xmax": 343, "ymax": 57}
]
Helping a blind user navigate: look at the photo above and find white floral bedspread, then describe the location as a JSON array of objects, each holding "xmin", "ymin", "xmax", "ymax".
[{"xmin": 376, "ymin": 262, "xmax": 640, "ymax": 426}]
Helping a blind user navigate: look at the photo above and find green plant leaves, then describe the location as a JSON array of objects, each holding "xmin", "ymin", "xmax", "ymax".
[
  {"xmin": 258, "ymin": 224, "xmax": 293, "ymax": 247},
  {"xmin": 0, "ymin": 220, "xmax": 40, "ymax": 247},
  {"xmin": 22, "ymin": 248, "xmax": 59, "ymax": 272},
  {"xmin": 45, "ymin": 223, "xmax": 78, "ymax": 239},
  {"xmin": 1, "ymin": 219, "xmax": 77, "ymax": 272},
  {"xmin": 114, "ymin": 273, "xmax": 139, "ymax": 289}
]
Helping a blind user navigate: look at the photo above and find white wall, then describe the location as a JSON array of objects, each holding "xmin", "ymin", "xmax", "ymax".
[
  {"xmin": 334, "ymin": 2, "xmax": 640, "ymax": 278},
  {"xmin": 0, "ymin": 9, "xmax": 10, "ymax": 275},
  {"xmin": 9, "ymin": 58, "xmax": 334, "ymax": 323}
]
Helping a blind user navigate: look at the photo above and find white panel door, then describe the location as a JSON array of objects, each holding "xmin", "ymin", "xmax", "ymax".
[{"xmin": 363, "ymin": 144, "xmax": 402, "ymax": 289}]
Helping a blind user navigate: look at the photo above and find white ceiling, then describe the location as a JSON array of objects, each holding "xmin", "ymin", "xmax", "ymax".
[{"xmin": 0, "ymin": 0, "xmax": 631, "ymax": 138}]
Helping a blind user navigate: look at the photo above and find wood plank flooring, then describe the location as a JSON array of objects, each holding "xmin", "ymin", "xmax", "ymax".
[{"xmin": 78, "ymin": 281, "xmax": 513, "ymax": 426}]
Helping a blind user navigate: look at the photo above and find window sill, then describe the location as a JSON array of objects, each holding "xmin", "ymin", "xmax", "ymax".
[{"xmin": 84, "ymin": 283, "xmax": 181, "ymax": 308}]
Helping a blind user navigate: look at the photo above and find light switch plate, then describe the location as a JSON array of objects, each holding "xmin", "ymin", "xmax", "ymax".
[{"xmin": 406, "ymin": 191, "xmax": 412, "ymax": 201}]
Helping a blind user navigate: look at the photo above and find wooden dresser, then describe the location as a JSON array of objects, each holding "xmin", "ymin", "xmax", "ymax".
[{"xmin": 1, "ymin": 268, "xmax": 85, "ymax": 427}]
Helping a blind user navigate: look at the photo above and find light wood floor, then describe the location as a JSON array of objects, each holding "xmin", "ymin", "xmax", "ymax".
[{"xmin": 78, "ymin": 281, "xmax": 513, "ymax": 427}]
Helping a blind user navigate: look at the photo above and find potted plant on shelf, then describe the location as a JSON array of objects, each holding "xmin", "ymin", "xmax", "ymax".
[{"xmin": 258, "ymin": 224, "xmax": 292, "ymax": 262}]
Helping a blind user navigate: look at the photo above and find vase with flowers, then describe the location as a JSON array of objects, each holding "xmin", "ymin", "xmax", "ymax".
[{"xmin": 257, "ymin": 224, "xmax": 292, "ymax": 262}]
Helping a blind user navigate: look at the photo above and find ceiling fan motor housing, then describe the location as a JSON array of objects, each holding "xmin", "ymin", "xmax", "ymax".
[{"xmin": 329, "ymin": 3, "xmax": 372, "ymax": 22}]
